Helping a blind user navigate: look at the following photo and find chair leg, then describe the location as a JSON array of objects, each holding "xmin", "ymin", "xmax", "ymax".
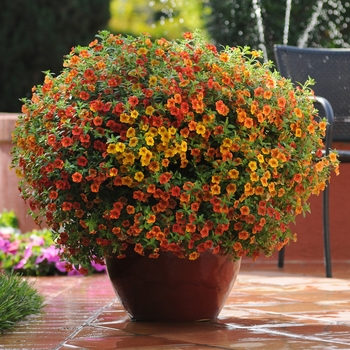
[
  {"xmin": 278, "ymin": 183, "xmax": 331, "ymax": 276},
  {"xmin": 323, "ymin": 184, "xmax": 332, "ymax": 278},
  {"xmin": 278, "ymin": 247, "xmax": 285, "ymax": 268}
]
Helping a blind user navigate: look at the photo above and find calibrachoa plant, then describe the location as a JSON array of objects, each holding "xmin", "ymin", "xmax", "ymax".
[{"xmin": 11, "ymin": 30, "xmax": 339, "ymax": 273}]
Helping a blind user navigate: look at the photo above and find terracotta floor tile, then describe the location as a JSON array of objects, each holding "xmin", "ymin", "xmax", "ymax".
[
  {"xmin": 154, "ymin": 323, "xmax": 350, "ymax": 349},
  {"xmin": 73, "ymin": 325, "xmax": 131, "ymax": 338},
  {"xmin": 59, "ymin": 344, "xmax": 223, "ymax": 350},
  {"xmin": 66, "ymin": 334, "xmax": 194, "ymax": 349},
  {"xmin": 93, "ymin": 319, "xmax": 226, "ymax": 336},
  {"xmin": 1, "ymin": 260, "xmax": 350, "ymax": 349}
]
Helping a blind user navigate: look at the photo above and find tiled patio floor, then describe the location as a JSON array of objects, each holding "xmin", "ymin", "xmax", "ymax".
[{"xmin": 1, "ymin": 259, "xmax": 350, "ymax": 350}]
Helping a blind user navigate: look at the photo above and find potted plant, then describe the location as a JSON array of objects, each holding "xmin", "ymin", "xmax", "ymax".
[{"xmin": 11, "ymin": 30, "xmax": 339, "ymax": 321}]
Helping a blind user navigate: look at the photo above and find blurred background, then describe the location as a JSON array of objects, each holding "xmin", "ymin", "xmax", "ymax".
[{"xmin": 1, "ymin": 0, "xmax": 350, "ymax": 112}]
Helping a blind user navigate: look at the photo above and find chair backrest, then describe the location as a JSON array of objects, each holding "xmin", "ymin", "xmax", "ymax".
[{"xmin": 274, "ymin": 45, "xmax": 350, "ymax": 142}]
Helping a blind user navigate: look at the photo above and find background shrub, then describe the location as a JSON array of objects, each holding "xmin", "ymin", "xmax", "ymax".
[
  {"xmin": 203, "ymin": 0, "xmax": 350, "ymax": 61},
  {"xmin": 0, "ymin": 0, "xmax": 110, "ymax": 112}
]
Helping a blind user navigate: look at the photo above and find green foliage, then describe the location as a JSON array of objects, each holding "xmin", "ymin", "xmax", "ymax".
[
  {"xmin": 0, "ymin": 210, "xmax": 106, "ymax": 275},
  {"xmin": 0, "ymin": 227, "xmax": 106, "ymax": 276},
  {"xmin": 0, "ymin": 228, "xmax": 58, "ymax": 276},
  {"xmin": 0, "ymin": 0, "xmax": 110, "ymax": 112},
  {"xmin": 0, "ymin": 271, "xmax": 44, "ymax": 333},
  {"xmin": 0, "ymin": 210, "xmax": 19, "ymax": 229},
  {"xmin": 109, "ymin": 0, "xmax": 206, "ymax": 39},
  {"xmin": 203, "ymin": 0, "xmax": 350, "ymax": 61}
]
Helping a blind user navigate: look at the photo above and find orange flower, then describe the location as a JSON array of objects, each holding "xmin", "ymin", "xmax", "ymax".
[
  {"xmin": 237, "ymin": 109, "xmax": 247, "ymax": 122},
  {"xmin": 263, "ymin": 105, "xmax": 271, "ymax": 116},
  {"xmin": 268, "ymin": 158, "xmax": 279, "ymax": 168},
  {"xmin": 250, "ymin": 172, "xmax": 259, "ymax": 182},
  {"xmin": 238, "ymin": 230, "xmax": 249, "ymax": 240},
  {"xmin": 295, "ymin": 128, "xmax": 302, "ymax": 137},
  {"xmin": 329, "ymin": 152, "xmax": 338, "ymax": 163},
  {"xmin": 244, "ymin": 117, "xmax": 253, "ymax": 128},
  {"xmin": 72, "ymin": 172, "xmax": 83, "ymax": 183},
  {"xmin": 315, "ymin": 161, "xmax": 324, "ymax": 172},
  {"xmin": 233, "ymin": 242, "xmax": 243, "ymax": 252},
  {"xmin": 147, "ymin": 215, "xmax": 156, "ymax": 224},
  {"xmin": 278, "ymin": 188, "xmax": 285, "ymax": 197},
  {"xmin": 240, "ymin": 206, "xmax": 250, "ymax": 215},
  {"xmin": 191, "ymin": 202, "xmax": 200, "ymax": 211},
  {"xmin": 134, "ymin": 243, "xmax": 144, "ymax": 255},
  {"xmin": 93, "ymin": 116, "xmax": 103, "ymax": 126},
  {"xmin": 62, "ymin": 202, "xmax": 73, "ymax": 211},
  {"xmin": 183, "ymin": 182, "xmax": 194, "ymax": 190},
  {"xmin": 294, "ymin": 108, "xmax": 303, "ymax": 118},
  {"xmin": 147, "ymin": 184, "xmax": 156, "ymax": 193},
  {"xmin": 121, "ymin": 176, "xmax": 133, "ymax": 187},
  {"xmin": 79, "ymin": 91, "xmax": 90, "ymax": 100},
  {"xmin": 215, "ymin": 100, "xmax": 229, "ymax": 116},
  {"xmin": 278, "ymin": 97, "xmax": 286, "ymax": 108},
  {"xmin": 210, "ymin": 184, "xmax": 221, "ymax": 195},
  {"xmin": 254, "ymin": 87, "xmax": 264, "ymax": 97},
  {"xmin": 255, "ymin": 186, "xmax": 264, "ymax": 195},
  {"xmin": 75, "ymin": 209, "xmax": 85, "ymax": 218},
  {"xmin": 128, "ymin": 96, "xmax": 139, "ymax": 106},
  {"xmin": 174, "ymin": 93, "xmax": 182, "ymax": 103},
  {"xmin": 90, "ymin": 184, "xmax": 99, "ymax": 192},
  {"xmin": 293, "ymin": 174, "xmax": 302, "ymax": 183},
  {"xmin": 307, "ymin": 124, "xmax": 315, "ymax": 134},
  {"xmin": 248, "ymin": 161, "xmax": 257, "ymax": 171},
  {"xmin": 319, "ymin": 121, "xmax": 327, "ymax": 131},
  {"xmin": 162, "ymin": 158, "xmax": 170, "ymax": 167},
  {"xmin": 211, "ymin": 175, "xmax": 221, "ymax": 184},
  {"xmin": 110, "ymin": 168, "xmax": 118, "ymax": 176},
  {"xmin": 49, "ymin": 191, "xmax": 58, "ymax": 199},
  {"xmin": 126, "ymin": 205, "xmax": 135, "ymax": 214},
  {"xmin": 263, "ymin": 90, "xmax": 272, "ymax": 99},
  {"xmin": 180, "ymin": 193, "xmax": 190, "ymax": 203},
  {"xmin": 189, "ymin": 252, "xmax": 200, "ymax": 260},
  {"xmin": 47, "ymin": 134, "xmax": 57, "ymax": 146},
  {"xmin": 159, "ymin": 172, "xmax": 172, "ymax": 184},
  {"xmin": 170, "ymin": 186, "xmax": 181, "ymax": 197},
  {"xmin": 110, "ymin": 208, "xmax": 121, "ymax": 219},
  {"xmin": 228, "ymin": 169, "xmax": 239, "ymax": 179},
  {"xmin": 61, "ymin": 137, "xmax": 73, "ymax": 147},
  {"xmin": 188, "ymin": 120, "xmax": 197, "ymax": 131},
  {"xmin": 134, "ymin": 172, "xmax": 144, "ymax": 182},
  {"xmin": 219, "ymin": 52, "xmax": 229, "ymax": 62},
  {"xmin": 186, "ymin": 223, "xmax": 196, "ymax": 233},
  {"xmin": 77, "ymin": 156, "xmax": 88, "ymax": 166},
  {"xmin": 226, "ymin": 183, "xmax": 237, "ymax": 194},
  {"xmin": 196, "ymin": 123, "xmax": 206, "ymax": 135}
]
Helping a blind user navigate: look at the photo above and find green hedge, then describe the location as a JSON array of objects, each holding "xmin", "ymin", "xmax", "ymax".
[{"xmin": 0, "ymin": 0, "xmax": 110, "ymax": 112}]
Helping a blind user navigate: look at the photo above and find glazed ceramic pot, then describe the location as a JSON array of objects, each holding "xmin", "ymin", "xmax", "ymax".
[{"xmin": 106, "ymin": 247, "xmax": 241, "ymax": 322}]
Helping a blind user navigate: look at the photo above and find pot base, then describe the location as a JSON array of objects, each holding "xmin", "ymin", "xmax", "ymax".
[{"xmin": 106, "ymin": 249, "xmax": 241, "ymax": 322}]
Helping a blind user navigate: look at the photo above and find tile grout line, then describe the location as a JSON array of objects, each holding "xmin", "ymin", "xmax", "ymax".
[
  {"xmin": 227, "ymin": 322, "xmax": 350, "ymax": 346},
  {"xmin": 52, "ymin": 297, "xmax": 119, "ymax": 350}
]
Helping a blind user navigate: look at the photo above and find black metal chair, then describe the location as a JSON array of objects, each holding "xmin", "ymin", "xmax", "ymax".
[{"xmin": 274, "ymin": 45, "xmax": 350, "ymax": 278}]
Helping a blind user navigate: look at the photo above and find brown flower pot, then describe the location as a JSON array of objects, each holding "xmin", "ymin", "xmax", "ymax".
[{"xmin": 106, "ymin": 248, "xmax": 241, "ymax": 322}]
